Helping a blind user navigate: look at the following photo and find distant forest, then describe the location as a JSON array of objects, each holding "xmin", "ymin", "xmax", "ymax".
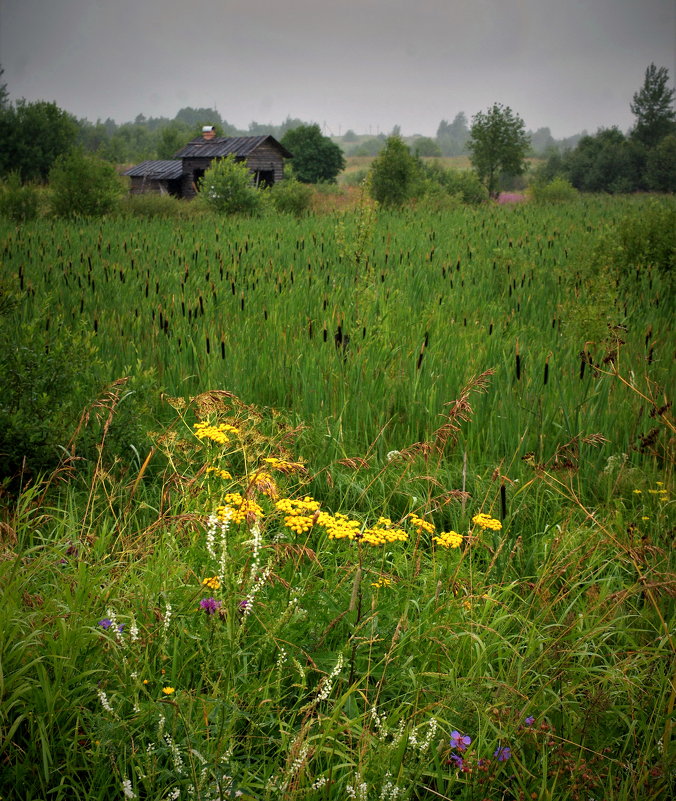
[{"xmin": 73, "ymin": 106, "xmax": 583, "ymax": 165}]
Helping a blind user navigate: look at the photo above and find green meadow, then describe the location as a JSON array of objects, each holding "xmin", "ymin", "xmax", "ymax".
[{"xmin": 0, "ymin": 194, "xmax": 674, "ymax": 800}]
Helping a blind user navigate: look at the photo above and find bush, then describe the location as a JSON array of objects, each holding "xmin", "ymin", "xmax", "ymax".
[
  {"xmin": 369, "ymin": 136, "xmax": 420, "ymax": 207},
  {"xmin": 281, "ymin": 124, "xmax": 346, "ymax": 184},
  {"xmin": 0, "ymin": 171, "xmax": 39, "ymax": 222},
  {"xmin": 269, "ymin": 178, "xmax": 312, "ymax": 216},
  {"xmin": 0, "ymin": 294, "xmax": 100, "ymax": 482},
  {"xmin": 614, "ymin": 199, "xmax": 676, "ymax": 273},
  {"xmin": 49, "ymin": 150, "xmax": 123, "ymax": 218},
  {"xmin": 529, "ymin": 176, "xmax": 579, "ymax": 204},
  {"xmin": 419, "ymin": 162, "xmax": 488, "ymax": 205},
  {"xmin": 198, "ymin": 155, "xmax": 262, "ymax": 215},
  {"xmin": 120, "ymin": 192, "xmax": 202, "ymax": 219}
]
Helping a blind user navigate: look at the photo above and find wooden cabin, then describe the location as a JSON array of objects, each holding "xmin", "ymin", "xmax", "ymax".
[
  {"xmin": 124, "ymin": 160, "xmax": 183, "ymax": 196},
  {"xmin": 124, "ymin": 128, "xmax": 292, "ymax": 199}
]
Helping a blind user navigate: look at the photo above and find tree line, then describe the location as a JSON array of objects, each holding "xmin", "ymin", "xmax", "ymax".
[{"xmin": 0, "ymin": 63, "xmax": 673, "ymax": 198}]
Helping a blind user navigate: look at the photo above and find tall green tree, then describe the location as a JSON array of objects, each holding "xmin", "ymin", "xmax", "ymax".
[
  {"xmin": 368, "ymin": 136, "xmax": 419, "ymax": 207},
  {"xmin": 630, "ymin": 64, "xmax": 676, "ymax": 148},
  {"xmin": 468, "ymin": 103, "xmax": 530, "ymax": 197},
  {"xmin": 0, "ymin": 65, "xmax": 8, "ymax": 109},
  {"xmin": 280, "ymin": 124, "xmax": 345, "ymax": 183},
  {"xmin": 0, "ymin": 99, "xmax": 79, "ymax": 181}
]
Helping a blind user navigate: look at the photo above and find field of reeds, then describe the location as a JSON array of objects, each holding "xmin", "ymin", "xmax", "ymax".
[{"xmin": 0, "ymin": 193, "xmax": 674, "ymax": 800}]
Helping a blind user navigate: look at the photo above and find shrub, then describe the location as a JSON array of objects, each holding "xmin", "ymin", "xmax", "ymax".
[
  {"xmin": 269, "ymin": 178, "xmax": 312, "ymax": 216},
  {"xmin": 614, "ymin": 199, "xmax": 676, "ymax": 273},
  {"xmin": 0, "ymin": 171, "xmax": 39, "ymax": 222},
  {"xmin": 369, "ymin": 136, "xmax": 420, "ymax": 207},
  {"xmin": 49, "ymin": 150, "xmax": 123, "ymax": 218},
  {"xmin": 198, "ymin": 155, "xmax": 262, "ymax": 215},
  {"xmin": 529, "ymin": 176, "xmax": 579, "ymax": 204},
  {"xmin": 419, "ymin": 162, "xmax": 488, "ymax": 205},
  {"xmin": 120, "ymin": 192, "xmax": 202, "ymax": 219}
]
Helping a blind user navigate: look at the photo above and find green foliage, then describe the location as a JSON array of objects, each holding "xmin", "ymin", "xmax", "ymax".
[
  {"xmin": 528, "ymin": 176, "xmax": 579, "ymax": 204},
  {"xmin": 49, "ymin": 150, "xmax": 123, "ymax": 218},
  {"xmin": 0, "ymin": 99, "xmax": 79, "ymax": 181},
  {"xmin": 349, "ymin": 136, "xmax": 386, "ymax": 157},
  {"xmin": 0, "ymin": 171, "xmax": 39, "ymax": 222},
  {"xmin": 368, "ymin": 136, "xmax": 420, "ymax": 207},
  {"xmin": 612, "ymin": 198, "xmax": 676, "ymax": 273},
  {"xmin": 630, "ymin": 63, "xmax": 676, "ymax": 148},
  {"xmin": 155, "ymin": 121, "xmax": 192, "ymax": 159},
  {"xmin": 419, "ymin": 161, "xmax": 488, "ymax": 204},
  {"xmin": 563, "ymin": 128, "xmax": 646, "ymax": 193},
  {"xmin": 468, "ymin": 103, "xmax": 530, "ymax": 197},
  {"xmin": 645, "ymin": 133, "xmax": 676, "ymax": 192},
  {"xmin": 269, "ymin": 177, "xmax": 312, "ymax": 216},
  {"xmin": 436, "ymin": 112, "xmax": 470, "ymax": 156},
  {"xmin": 412, "ymin": 136, "xmax": 442, "ymax": 157},
  {"xmin": 0, "ymin": 296, "xmax": 99, "ymax": 481},
  {"xmin": 281, "ymin": 124, "xmax": 346, "ymax": 183},
  {"xmin": 198, "ymin": 154, "xmax": 262, "ymax": 215}
]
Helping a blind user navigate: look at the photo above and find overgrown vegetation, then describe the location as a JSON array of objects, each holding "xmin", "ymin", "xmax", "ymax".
[{"xmin": 0, "ymin": 190, "xmax": 674, "ymax": 801}]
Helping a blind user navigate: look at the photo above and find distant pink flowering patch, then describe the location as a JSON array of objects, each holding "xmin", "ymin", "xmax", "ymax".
[{"xmin": 496, "ymin": 192, "xmax": 526, "ymax": 204}]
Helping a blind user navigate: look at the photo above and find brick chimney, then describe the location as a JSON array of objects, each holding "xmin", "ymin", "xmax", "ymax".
[{"xmin": 202, "ymin": 125, "xmax": 216, "ymax": 140}]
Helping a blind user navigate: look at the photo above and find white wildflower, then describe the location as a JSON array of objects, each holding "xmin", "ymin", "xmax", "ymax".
[
  {"xmin": 97, "ymin": 689, "xmax": 114, "ymax": 715},
  {"xmin": 121, "ymin": 778, "xmax": 136, "ymax": 799}
]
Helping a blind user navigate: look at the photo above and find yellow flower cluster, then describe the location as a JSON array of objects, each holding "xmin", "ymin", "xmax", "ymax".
[
  {"xmin": 319, "ymin": 511, "xmax": 362, "ymax": 541},
  {"xmin": 371, "ymin": 577, "xmax": 392, "ymax": 588},
  {"xmin": 408, "ymin": 513, "xmax": 436, "ymax": 534},
  {"xmin": 202, "ymin": 576, "xmax": 221, "ymax": 590},
  {"xmin": 194, "ymin": 422, "xmax": 239, "ymax": 445},
  {"xmin": 361, "ymin": 517, "xmax": 408, "ymax": 547},
  {"xmin": 276, "ymin": 496, "xmax": 321, "ymax": 535},
  {"xmin": 217, "ymin": 493, "xmax": 264, "ymax": 524},
  {"xmin": 472, "ymin": 513, "xmax": 502, "ymax": 531},
  {"xmin": 275, "ymin": 496, "xmax": 321, "ymax": 515},
  {"xmin": 206, "ymin": 466, "xmax": 232, "ymax": 480},
  {"xmin": 284, "ymin": 515, "xmax": 315, "ymax": 534},
  {"xmin": 433, "ymin": 530, "xmax": 463, "ymax": 549}
]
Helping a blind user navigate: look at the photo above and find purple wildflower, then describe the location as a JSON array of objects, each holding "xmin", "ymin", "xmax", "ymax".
[
  {"xmin": 494, "ymin": 746, "xmax": 512, "ymax": 761},
  {"xmin": 199, "ymin": 597, "xmax": 222, "ymax": 615},
  {"xmin": 450, "ymin": 730, "xmax": 472, "ymax": 752},
  {"xmin": 238, "ymin": 599, "xmax": 251, "ymax": 614},
  {"xmin": 117, "ymin": 624, "xmax": 125, "ymax": 632},
  {"xmin": 98, "ymin": 618, "xmax": 113, "ymax": 629},
  {"xmin": 525, "ymin": 716, "xmax": 535, "ymax": 726},
  {"xmin": 448, "ymin": 753, "xmax": 464, "ymax": 769}
]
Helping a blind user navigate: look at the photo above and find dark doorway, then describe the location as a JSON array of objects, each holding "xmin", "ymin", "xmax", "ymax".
[
  {"xmin": 255, "ymin": 170, "xmax": 275, "ymax": 188},
  {"xmin": 192, "ymin": 169, "xmax": 205, "ymax": 192}
]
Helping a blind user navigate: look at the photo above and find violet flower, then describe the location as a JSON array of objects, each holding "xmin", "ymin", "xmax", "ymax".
[
  {"xmin": 450, "ymin": 730, "xmax": 472, "ymax": 751},
  {"xmin": 199, "ymin": 597, "xmax": 222, "ymax": 615}
]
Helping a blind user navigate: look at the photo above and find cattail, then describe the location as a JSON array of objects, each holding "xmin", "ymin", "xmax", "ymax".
[
  {"xmin": 501, "ymin": 483, "xmax": 507, "ymax": 520},
  {"xmin": 206, "ymin": 336, "xmax": 210, "ymax": 354},
  {"xmin": 515, "ymin": 341, "xmax": 521, "ymax": 380},
  {"xmin": 544, "ymin": 353, "xmax": 550, "ymax": 385}
]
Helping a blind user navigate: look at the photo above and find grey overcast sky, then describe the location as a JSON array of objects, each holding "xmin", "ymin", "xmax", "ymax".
[{"xmin": 1, "ymin": 0, "xmax": 674, "ymax": 138}]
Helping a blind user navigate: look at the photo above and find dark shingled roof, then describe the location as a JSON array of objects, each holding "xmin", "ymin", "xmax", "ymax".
[
  {"xmin": 123, "ymin": 160, "xmax": 183, "ymax": 180},
  {"xmin": 174, "ymin": 135, "xmax": 292, "ymax": 159}
]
